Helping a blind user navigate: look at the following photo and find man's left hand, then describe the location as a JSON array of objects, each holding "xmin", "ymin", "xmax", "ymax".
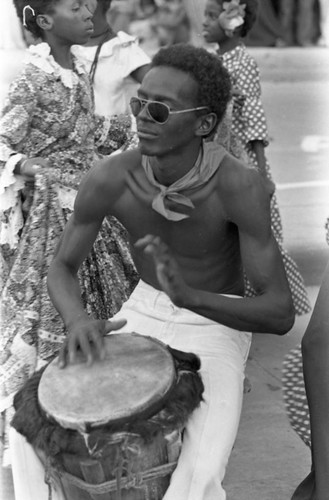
[{"xmin": 135, "ymin": 234, "xmax": 192, "ymax": 308}]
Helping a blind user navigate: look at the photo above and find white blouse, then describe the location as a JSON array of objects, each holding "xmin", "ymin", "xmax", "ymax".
[{"xmin": 73, "ymin": 31, "xmax": 150, "ymax": 116}]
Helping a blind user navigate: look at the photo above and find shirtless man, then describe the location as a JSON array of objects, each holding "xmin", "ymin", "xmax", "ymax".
[{"xmin": 45, "ymin": 44, "xmax": 294, "ymax": 499}]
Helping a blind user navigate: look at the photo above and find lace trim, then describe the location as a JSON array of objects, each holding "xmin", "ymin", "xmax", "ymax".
[
  {"xmin": 56, "ymin": 185, "xmax": 77, "ymax": 210},
  {"xmin": 0, "ymin": 202, "xmax": 24, "ymax": 249},
  {"xmin": 0, "ymin": 154, "xmax": 25, "ymax": 211},
  {"xmin": 72, "ymin": 31, "xmax": 139, "ymax": 61},
  {"xmin": 27, "ymin": 42, "xmax": 87, "ymax": 89}
]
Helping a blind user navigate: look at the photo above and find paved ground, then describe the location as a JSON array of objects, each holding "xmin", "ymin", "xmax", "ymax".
[{"xmin": 1, "ymin": 46, "xmax": 329, "ymax": 499}]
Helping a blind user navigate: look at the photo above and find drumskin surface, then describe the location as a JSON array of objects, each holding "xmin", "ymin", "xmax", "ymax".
[{"xmin": 38, "ymin": 333, "xmax": 176, "ymax": 432}]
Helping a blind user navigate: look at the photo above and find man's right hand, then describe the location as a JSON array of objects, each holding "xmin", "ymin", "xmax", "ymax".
[{"xmin": 58, "ymin": 318, "xmax": 127, "ymax": 368}]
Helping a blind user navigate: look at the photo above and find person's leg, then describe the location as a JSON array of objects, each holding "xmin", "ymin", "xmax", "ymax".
[
  {"xmin": 318, "ymin": 0, "xmax": 329, "ymax": 45},
  {"xmin": 163, "ymin": 324, "xmax": 250, "ymax": 500},
  {"xmin": 297, "ymin": 0, "xmax": 315, "ymax": 45},
  {"xmin": 163, "ymin": 349, "xmax": 246, "ymax": 499},
  {"xmin": 280, "ymin": 0, "xmax": 296, "ymax": 45},
  {"xmin": 291, "ymin": 466, "xmax": 316, "ymax": 499},
  {"xmin": 9, "ymin": 427, "xmax": 65, "ymax": 500}
]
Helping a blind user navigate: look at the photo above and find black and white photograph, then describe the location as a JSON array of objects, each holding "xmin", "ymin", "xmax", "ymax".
[{"xmin": 0, "ymin": 1, "xmax": 329, "ymax": 499}]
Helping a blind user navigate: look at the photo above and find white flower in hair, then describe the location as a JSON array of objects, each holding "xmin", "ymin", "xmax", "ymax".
[{"xmin": 218, "ymin": 0, "xmax": 246, "ymax": 37}]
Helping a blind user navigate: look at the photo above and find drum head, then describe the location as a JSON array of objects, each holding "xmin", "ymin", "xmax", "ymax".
[{"xmin": 38, "ymin": 333, "xmax": 176, "ymax": 432}]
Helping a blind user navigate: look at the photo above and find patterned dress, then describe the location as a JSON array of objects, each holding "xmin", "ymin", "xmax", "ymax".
[
  {"xmin": 221, "ymin": 43, "xmax": 311, "ymax": 316},
  {"xmin": 0, "ymin": 43, "xmax": 139, "ymax": 463}
]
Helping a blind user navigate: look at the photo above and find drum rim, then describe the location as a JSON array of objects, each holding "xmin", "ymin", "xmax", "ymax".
[{"xmin": 38, "ymin": 332, "xmax": 178, "ymax": 432}]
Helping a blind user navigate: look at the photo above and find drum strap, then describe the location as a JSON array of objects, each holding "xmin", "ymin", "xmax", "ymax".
[{"xmin": 45, "ymin": 460, "xmax": 178, "ymax": 500}]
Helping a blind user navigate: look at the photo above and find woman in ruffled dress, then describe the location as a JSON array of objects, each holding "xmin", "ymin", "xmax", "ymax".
[
  {"xmin": 0, "ymin": 0, "xmax": 138, "ymax": 464},
  {"xmin": 202, "ymin": 0, "xmax": 311, "ymax": 316}
]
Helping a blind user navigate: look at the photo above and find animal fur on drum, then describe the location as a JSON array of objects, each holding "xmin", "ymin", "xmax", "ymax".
[{"xmin": 11, "ymin": 348, "xmax": 204, "ymax": 462}]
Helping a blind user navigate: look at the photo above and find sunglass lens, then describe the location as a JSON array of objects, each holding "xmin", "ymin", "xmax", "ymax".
[{"xmin": 148, "ymin": 102, "xmax": 168, "ymax": 124}]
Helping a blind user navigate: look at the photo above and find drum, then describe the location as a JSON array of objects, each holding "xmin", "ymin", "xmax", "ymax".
[{"xmin": 12, "ymin": 332, "xmax": 204, "ymax": 500}]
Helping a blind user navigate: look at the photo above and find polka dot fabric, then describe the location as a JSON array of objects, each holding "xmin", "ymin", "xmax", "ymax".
[
  {"xmin": 222, "ymin": 44, "xmax": 311, "ymax": 316},
  {"xmin": 222, "ymin": 45, "xmax": 269, "ymax": 149},
  {"xmin": 282, "ymin": 345, "xmax": 311, "ymax": 448}
]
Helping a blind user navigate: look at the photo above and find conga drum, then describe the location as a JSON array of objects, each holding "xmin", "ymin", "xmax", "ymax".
[{"xmin": 12, "ymin": 332, "xmax": 204, "ymax": 500}]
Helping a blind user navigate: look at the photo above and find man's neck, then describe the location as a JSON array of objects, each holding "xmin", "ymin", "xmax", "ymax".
[{"xmin": 149, "ymin": 142, "xmax": 202, "ymax": 187}]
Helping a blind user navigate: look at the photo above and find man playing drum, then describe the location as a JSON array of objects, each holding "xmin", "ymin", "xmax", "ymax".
[{"xmin": 13, "ymin": 43, "xmax": 294, "ymax": 499}]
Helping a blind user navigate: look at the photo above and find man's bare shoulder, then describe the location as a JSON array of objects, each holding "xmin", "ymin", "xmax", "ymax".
[
  {"xmin": 215, "ymin": 153, "xmax": 271, "ymax": 226},
  {"xmin": 75, "ymin": 149, "xmax": 142, "ymax": 219},
  {"xmin": 217, "ymin": 153, "xmax": 263, "ymax": 195},
  {"xmin": 80, "ymin": 149, "xmax": 141, "ymax": 191},
  {"xmin": 97, "ymin": 148, "xmax": 142, "ymax": 178}
]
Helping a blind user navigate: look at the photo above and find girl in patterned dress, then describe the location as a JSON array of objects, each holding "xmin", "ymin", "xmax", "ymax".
[
  {"xmin": 0, "ymin": 0, "xmax": 139, "ymax": 464},
  {"xmin": 203, "ymin": 0, "xmax": 311, "ymax": 315}
]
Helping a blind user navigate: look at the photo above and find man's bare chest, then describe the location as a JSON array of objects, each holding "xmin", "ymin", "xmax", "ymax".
[{"xmin": 116, "ymin": 171, "xmax": 233, "ymax": 258}]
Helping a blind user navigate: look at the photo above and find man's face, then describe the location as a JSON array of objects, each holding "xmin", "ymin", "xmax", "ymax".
[
  {"xmin": 46, "ymin": 0, "xmax": 94, "ymax": 45},
  {"xmin": 135, "ymin": 66, "xmax": 202, "ymax": 157},
  {"xmin": 203, "ymin": 0, "xmax": 226, "ymax": 44}
]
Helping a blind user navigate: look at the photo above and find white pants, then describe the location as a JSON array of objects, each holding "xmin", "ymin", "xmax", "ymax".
[
  {"xmin": 112, "ymin": 280, "xmax": 252, "ymax": 500},
  {"xmin": 10, "ymin": 280, "xmax": 251, "ymax": 500}
]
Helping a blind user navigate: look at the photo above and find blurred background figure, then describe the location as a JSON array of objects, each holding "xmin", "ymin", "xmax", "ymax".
[
  {"xmin": 109, "ymin": 0, "xmax": 140, "ymax": 32},
  {"xmin": 246, "ymin": 0, "xmax": 285, "ymax": 47},
  {"xmin": 152, "ymin": 0, "xmax": 190, "ymax": 46},
  {"xmin": 127, "ymin": 0, "xmax": 327, "ymax": 50},
  {"xmin": 318, "ymin": 0, "xmax": 329, "ymax": 46},
  {"xmin": 279, "ymin": 0, "xmax": 317, "ymax": 46},
  {"xmin": 0, "ymin": 0, "xmax": 27, "ymax": 110},
  {"xmin": 182, "ymin": 0, "xmax": 206, "ymax": 46}
]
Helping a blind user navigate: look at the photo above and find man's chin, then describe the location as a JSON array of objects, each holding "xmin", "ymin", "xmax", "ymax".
[{"xmin": 138, "ymin": 142, "xmax": 157, "ymax": 156}]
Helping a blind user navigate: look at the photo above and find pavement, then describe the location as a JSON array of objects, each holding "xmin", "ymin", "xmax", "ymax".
[{"xmin": 1, "ymin": 45, "xmax": 329, "ymax": 499}]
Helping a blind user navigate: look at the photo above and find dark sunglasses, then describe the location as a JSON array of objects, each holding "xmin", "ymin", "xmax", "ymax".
[{"xmin": 130, "ymin": 97, "xmax": 209, "ymax": 125}]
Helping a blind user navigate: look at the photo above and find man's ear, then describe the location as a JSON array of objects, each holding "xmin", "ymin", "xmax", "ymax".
[
  {"xmin": 36, "ymin": 14, "xmax": 53, "ymax": 32},
  {"xmin": 195, "ymin": 113, "xmax": 218, "ymax": 138}
]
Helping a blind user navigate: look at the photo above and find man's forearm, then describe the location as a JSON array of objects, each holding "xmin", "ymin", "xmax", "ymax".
[
  {"xmin": 47, "ymin": 263, "xmax": 89, "ymax": 330},
  {"xmin": 184, "ymin": 288, "xmax": 294, "ymax": 335}
]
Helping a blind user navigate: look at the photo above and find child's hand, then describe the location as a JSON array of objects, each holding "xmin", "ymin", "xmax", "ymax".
[{"xmin": 19, "ymin": 157, "xmax": 51, "ymax": 178}]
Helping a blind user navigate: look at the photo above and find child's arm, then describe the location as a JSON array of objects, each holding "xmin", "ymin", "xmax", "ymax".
[
  {"xmin": 235, "ymin": 53, "xmax": 269, "ymax": 162},
  {"xmin": 250, "ymin": 139, "xmax": 266, "ymax": 172},
  {"xmin": 0, "ymin": 70, "xmax": 51, "ymax": 196}
]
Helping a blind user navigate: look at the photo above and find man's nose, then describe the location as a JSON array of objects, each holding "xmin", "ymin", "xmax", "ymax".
[{"xmin": 137, "ymin": 103, "xmax": 151, "ymax": 121}]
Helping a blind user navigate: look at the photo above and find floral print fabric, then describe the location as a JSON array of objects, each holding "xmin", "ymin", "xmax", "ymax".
[{"xmin": 0, "ymin": 43, "xmax": 137, "ymax": 464}]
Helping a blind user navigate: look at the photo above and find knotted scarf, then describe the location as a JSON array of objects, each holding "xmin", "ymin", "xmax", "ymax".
[{"xmin": 142, "ymin": 142, "xmax": 226, "ymax": 221}]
